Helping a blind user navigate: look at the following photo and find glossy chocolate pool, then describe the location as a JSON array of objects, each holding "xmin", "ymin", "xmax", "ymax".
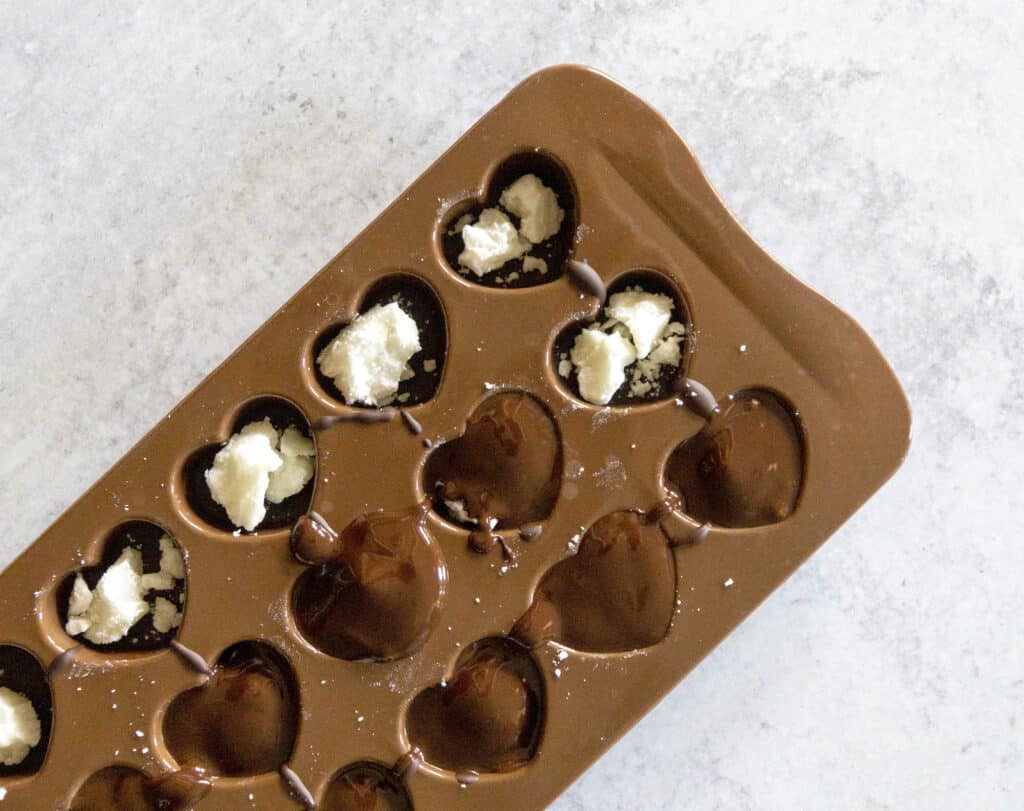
[{"xmin": 0, "ymin": 66, "xmax": 909, "ymax": 809}]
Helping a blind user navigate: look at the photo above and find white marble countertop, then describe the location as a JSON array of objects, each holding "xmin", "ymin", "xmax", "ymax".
[{"xmin": 2, "ymin": 3, "xmax": 1021, "ymax": 809}]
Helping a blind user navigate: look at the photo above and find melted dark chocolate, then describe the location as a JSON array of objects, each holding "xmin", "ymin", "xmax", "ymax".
[
  {"xmin": 406, "ymin": 637, "xmax": 544, "ymax": 774},
  {"xmin": 69, "ymin": 767, "xmax": 210, "ymax": 811},
  {"xmin": 440, "ymin": 151, "xmax": 577, "ymax": 289},
  {"xmin": 321, "ymin": 762, "xmax": 413, "ymax": 811},
  {"xmin": 423, "ymin": 392, "xmax": 561, "ymax": 538},
  {"xmin": 162, "ymin": 641, "xmax": 299, "ymax": 777},
  {"xmin": 664, "ymin": 390, "xmax": 804, "ymax": 527},
  {"xmin": 512, "ymin": 510, "xmax": 676, "ymax": 652},
  {"xmin": 291, "ymin": 504, "xmax": 446, "ymax": 661}
]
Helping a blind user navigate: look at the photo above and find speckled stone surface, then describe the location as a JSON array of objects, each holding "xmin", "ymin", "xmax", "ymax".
[{"xmin": 1, "ymin": 2, "xmax": 1022, "ymax": 809}]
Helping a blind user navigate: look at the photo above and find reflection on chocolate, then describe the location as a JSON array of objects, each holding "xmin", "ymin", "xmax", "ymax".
[
  {"xmin": 665, "ymin": 390, "xmax": 804, "ymax": 527},
  {"xmin": 69, "ymin": 767, "xmax": 210, "ymax": 811},
  {"xmin": 406, "ymin": 637, "xmax": 543, "ymax": 774},
  {"xmin": 0, "ymin": 645, "xmax": 52, "ymax": 778},
  {"xmin": 291, "ymin": 504, "xmax": 446, "ymax": 661},
  {"xmin": 162, "ymin": 641, "xmax": 299, "ymax": 777},
  {"xmin": 321, "ymin": 761, "xmax": 413, "ymax": 811},
  {"xmin": 512, "ymin": 510, "xmax": 676, "ymax": 652},
  {"xmin": 423, "ymin": 392, "xmax": 561, "ymax": 535}
]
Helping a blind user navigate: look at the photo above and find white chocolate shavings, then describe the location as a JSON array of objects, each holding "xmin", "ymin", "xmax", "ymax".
[
  {"xmin": 458, "ymin": 208, "xmax": 530, "ymax": 275},
  {"xmin": 498, "ymin": 174, "xmax": 564, "ymax": 244},
  {"xmin": 568, "ymin": 289, "xmax": 687, "ymax": 405},
  {"xmin": 65, "ymin": 536, "xmax": 187, "ymax": 644},
  {"xmin": 0, "ymin": 687, "xmax": 41, "ymax": 766},
  {"xmin": 206, "ymin": 419, "xmax": 316, "ymax": 531},
  {"xmin": 317, "ymin": 302, "xmax": 422, "ymax": 406},
  {"xmin": 457, "ymin": 174, "xmax": 563, "ymax": 276}
]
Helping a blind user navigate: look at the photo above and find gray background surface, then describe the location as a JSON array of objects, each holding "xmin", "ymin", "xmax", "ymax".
[{"xmin": 2, "ymin": 2, "xmax": 1021, "ymax": 808}]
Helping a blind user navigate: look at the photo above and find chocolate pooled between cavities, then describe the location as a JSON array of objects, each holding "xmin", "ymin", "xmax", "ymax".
[{"xmin": 0, "ymin": 66, "xmax": 909, "ymax": 809}]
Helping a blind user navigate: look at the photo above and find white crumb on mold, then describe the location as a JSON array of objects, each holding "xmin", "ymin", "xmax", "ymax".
[
  {"xmin": 570, "ymin": 328, "xmax": 636, "ymax": 405},
  {"xmin": 606, "ymin": 291, "xmax": 674, "ymax": 359},
  {"xmin": 317, "ymin": 301, "xmax": 422, "ymax": 406},
  {"xmin": 458, "ymin": 208, "xmax": 530, "ymax": 275},
  {"xmin": 456, "ymin": 175, "xmax": 563, "ymax": 276},
  {"xmin": 0, "ymin": 687, "xmax": 41, "ymax": 767},
  {"xmin": 66, "ymin": 535, "xmax": 187, "ymax": 644},
  {"xmin": 724, "ymin": 577, "xmax": 735, "ymax": 588},
  {"xmin": 206, "ymin": 419, "xmax": 316, "ymax": 531},
  {"xmin": 151, "ymin": 597, "xmax": 183, "ymax": 633},
  {"xmin": 523, "ymin": 256, "xmax": 548, "ymax": 274},
  {"xmin": 64, "ymin": 548, "xmax": 149, "ymax": 644},
  {"xmin": 567, "ymin": 290, "xmax": 687, "ymax": 405},
  {"xmin": 499, "ymin": 174, "xmax": 564, "ymax": 243}
]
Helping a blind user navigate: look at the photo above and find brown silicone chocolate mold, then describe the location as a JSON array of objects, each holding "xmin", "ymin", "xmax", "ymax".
[{"xmin": 0, "ymin": 66, "xmax": 910, "ymax": 809}]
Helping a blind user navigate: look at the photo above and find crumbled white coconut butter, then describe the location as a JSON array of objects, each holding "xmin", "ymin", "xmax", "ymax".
[
  {"xmin": 152, "ymin": 597, "xmax": 183, "ymax": 633},
  {"xmin": 0, "ymin": 687, "xmax": 41, "ymax": 766},
  {"xmin": 522, "ymin": 256, "xmax": 548, "ymax": 274},
  {"xmin": 499, "ymin": 174, "xmax": 564, "ymax": 244},
  {"xmin": 64, "ymin": 548, "xmax": 149, "ymax": 644},
  {"xmin": 456, "ymin": 175, "xmax": 563, "ymax": 276},
  {"xmin": 570, "ymin": 328, "xmax": 637, "ymax": 406},
  {"xmin": 65, "ymin": 535, "xmax": 187, "ymax": 644},
  {"xmin": 206, "ymin": 419, "xmax": 316, "ymax": 531},
  {"xmin": 567, "ymin": 291, "xmax": 687, "ymax": 405},
  {"xmin": 458, "ymin": 208, "xmax": 530, "ymax": 275},
  {"xmin": 606, "ymin": 291, "xmax": 674, "ymax": 359},
  {"xmin": 317, "ymin": 302, "xmax": 422, "ymax": 406}
]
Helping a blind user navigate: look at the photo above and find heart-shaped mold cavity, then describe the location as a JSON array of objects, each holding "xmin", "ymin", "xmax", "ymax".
[
  {"xmin": 439, "ymin": 151, "xmax": 577, "ymax": 288},
  {"xmin": 406, "ymin": 637, "xmax": 544, "ymax": 774},
  {"xmin": 162, "ymin": 640, "xmax": 299, "ymax": 777},
  {"xmin": 69, "ymin": 766, "xmax": 210, "ymax": 811},
  {"xmin": 290, "ymin": 504, "xmax": 447, "ymax": 662},
  {"xmin": 312, "ymin": 273, "xmax": 446, "ymax": 408},
  {"xmin": 664, "ymin": 389, "xmax": 804, "ymax": 527},
  {"xmin": 0, "ymin": 645, "xmax": 52, "ymax": 777},
  {"xmin": 552, "ymin": 269, "xmax": 693, "ymax": 406},
  {"xmin": 55, "ymin": 521, "xmax": 187, "ymax": 652},
  {"xmin": 422, "ymin": 392, "xmax": 561, "ymax": 544},
  {"xmin": 180, "ymin": 396, "xmax": 315, "ymax": 534},
  {"xmin": 511, "ymin": 510, "xmax": 676, "ymax": 653},
  {"xmin": 320, "ymin": 761, "xmax": 413, "ymax": 811}
]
